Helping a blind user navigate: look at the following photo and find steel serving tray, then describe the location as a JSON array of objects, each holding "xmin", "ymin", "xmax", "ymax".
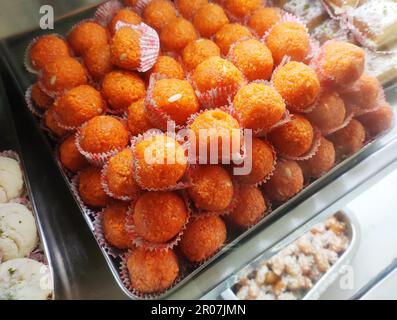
[
  {"xmin": 1, "ymin": 4, "xmax": 397, "ymax": 299},
  {"xmin": 203, "ymin": 209, "xmax": 360, "ymax": 300}
]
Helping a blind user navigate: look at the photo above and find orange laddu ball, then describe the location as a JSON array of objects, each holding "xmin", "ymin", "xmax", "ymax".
[
  {"xmin": 127, "ymin": 98, "xmax": 153, "ymax": 136},
  {"xmin": 143, "ymin": 0, "xmax": 177, "ymax": 32},
  {"xmin": 127, "ymin": 247, "xmax": 179, "ymax": 293},
  {"xmin": 188, "ymin": 165, "xmax": 234, "ymax": 212},
  {"xmin": 306, "ymin": 92, "xmax": 346, "ymax": 133},
  {"xmin": 235, "ymin": 138, "xmax": 275, "ymax": 185},
  {"xmin": 233, "ymin": 82, "xmax": 285, "ymax": 133},
  {"xmin": 225, "ymin": 0, "xmax": 262, "ymax": 19},
  {"xmin": 134, "ymin": 134, "xmax": 188, "ymax": 190},
  {"xmin": 160, "ymin": 17, "xmax": 198, "ymax": 52},
  {"xmin": 83, "ymin": 44, "xmax": 113, "ymax": 81},
  {"xmin": 248, "ymin": 7, "xmax": 282, "ymax": 37},
  {"xmin": 182, "ymin": 39, "xmax": 221, "ymax": 71},
  {"xmin": 68, "ymin": 21, "xmax": 109, "ymax": 55},
  {"xmin": 193, "ymin": 3, "xmax": 229, "ymax": 38},
  {"xmin": 228, "ymin": 39, "xmax": 273, "ymax": 82},
  {"xmin": 28, "ymin": 34, "xmax": 70, "ymax": 71},
  {"xmin": 44, "ymin": 106, "xmax": 68, "ymax": 137},
  {"xmin": 316, "ymin": 40, "xmax": 365, "ymax": 88},
  {"xmin": 299, "ymin": 137, "xmax": 335, "ymax": 179},
  {"xmin": 150, "ymin": 78, "xmax": 199, "ymax": 128},
  {"xmin": 215, "ymin": 23, "xmax": 253, "ymax": 56},
  {"xmin": 228, "ymin": 184, "xmax": 266, "ymax": 228},
  {"xmin": 108, "ymin": 8, "xmax": 142, "ymax": 35},
  {"xmin": 176, "ymin": 0, "xmax": 208, "ymax": 20},
  {"xmin": 40, "ymin": 57, "xmax": 88, "ymax": 96},
  {"xmin": 104, "ymin": 148, "xmax": 140, "ymax": 200},
  {"xmin": 53, "ymin": 85, "xmax": 105, "ymax": 129},
  {"xmin": 102, "ymin": 202, "xmax": 132, "ymax": 249},
  {"xmin": 328, "ymin": 119, "xmax": 366, "ymax": 159},
  {"xmin": 31, "ymin": 83, "xmax": 53, "ymax": 110},
  {"xmin": 268, "ymin": 114, "xmax": 314, "ymax": 158},
  {"xmin": 191, "ymin": 56, "xmax": 245, "ymax": 107},
  {"xmin": 188, "ymin": 108, "xmax": 242, "ymax": 162},
  {"xmin": 101, "ymin": 70, "xmax": 146, "ymax": 113},
  {"xmin": 59, "ymin": 135, "xmax": 88, "ymax": 173},
  {"xmin": 340, "ymin": 73, "xmax": 382, "ymax": 111},
  {"xmin": 110, "ymin": 27, "xmax": 142, "ymax": 71},
  {"xmin": 263, "ymin": 159, "xmax": 304, "ymax": 203},
  {"xmin": 266, "ymin": 21, "xmax": 310, "ymax": 65},
  {"xmin": 79, "ymin": 115, "xmax": 129, "ymax": 155},
  {"xmin": 180, "ymin": 214, "xmax": 226, "ymax": 262},
  {"xmin": 357, "ymin": 102, "xmax": 394, "ymax": 136},
  {"xmin": 78, "ymin": 166, "xmax": 112, "ymax": 207},
  {"xmin": 133, "ymin": 191, "xmax": 188, "ymax": 243},
  {"xmin": 273, "ymin": 61, "xmax": 320, "ymax": 113},
  {"xmin": 146, "ymin": 55, "xmax": 184, "ymax": 80}
]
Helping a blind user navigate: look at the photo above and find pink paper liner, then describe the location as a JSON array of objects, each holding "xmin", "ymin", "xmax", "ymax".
[
  {"xmin": 28, "ymin": 247, "xmax": 48, "ymax": 265},
  {"xmin": 69, "ymin": 174, "xmax": 96, "ymax": 217},
  {"xmin": 24, "ymin": 85, "xmax": 45, "ymax": 118},
  {"xmin": 144, "ymin": 73, "xmax": 185, "ymax": 131},
  {"xmin": 278, "ymin": 126, "xmax": 322, "ymax": 161},
  {"xmin": 75, "ymin": 118, "xmax": 127, "ymax": 167},
  {"xmin": 24, "ymin": 33, "xmax": 71, "ymax": 74},
  {"xmin": 125, "ymin": 190, "xmax": 191, "ymax": 251},
  {"xmin": 94, "ymin": 0, "xmax": 125, "ymax": 26},
  {"xmin": 118, "ymin": 249, "xmax": 184, "ymax": 299},
  {"xmin": 130, "ymin": 130, "xmax": 192, "ymax": 192},
  {"xmin": 100, "ymin": 151, "xmax": 140, "ymax": 201},
  {"xmin": 114, "ymin": 21, "xmax": 160, "ymax": 72},
  {"xmin": 92, "ymin": 211, "xmax": 124, "ymax": 259},
  {"xmin": 132, "ymin": 0, "xmax": 152, "ymax": 15}
]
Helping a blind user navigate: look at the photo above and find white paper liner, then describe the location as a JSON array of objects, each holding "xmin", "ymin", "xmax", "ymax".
[
  {"xmin": 94, "ymin": 0, "xmax": 125, "ymax": 26},
  {"xmin": 125, "ymin": 190, "xmax": 191, "ymax": 251},
  {"xmin": 114, "ymin": 21, "xmax": 160, "ymax": 72},
  {"xmin": 24, "ymin": 85, "xmax": 45, "ymax": 118}
]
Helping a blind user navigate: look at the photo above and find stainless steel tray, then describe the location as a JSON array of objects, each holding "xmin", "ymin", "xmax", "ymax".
[
  {"xmin": 1, "ymin": 5, "xmax": 397, "ymax": 300},
  {"xmin": 203, "ymin": 209, "xmax": 360, "ymax": 300},
  {"xmin": 0, "ymin": 77, "xmax": 55, "ymax": 298}
]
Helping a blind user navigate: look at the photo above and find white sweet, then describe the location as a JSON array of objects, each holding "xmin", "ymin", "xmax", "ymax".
[
  {"xmin": 0, "ymin": 203, "xmax": 38, "ymax": 261},
  {"xmin": 0, "ymin": 157, "xmax": 24, "ymax": 203},
  {"xmin": 0, "ymin": 258, "xmax": 52, "ymax": 300}
]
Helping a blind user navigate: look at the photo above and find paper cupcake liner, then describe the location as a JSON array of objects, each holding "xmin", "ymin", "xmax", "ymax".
[
  {"xmin": 24, "ymin": 85, "xmax": 45, "ymax": 118},
  {"xmin": 132, "ymin": 0, "xmax": 152, "ymax": 15},
  {"xmin": 28, "ymin": 247, "xmax": 48, "ymax": 265},
  {"xmin": 130, "ymin": 130, "xmax": 192, "ymax": 191},
  {"xmin": 75, "ymin": 119, "xmax": 126, "ymax": 167},
  {"xmin": 39, "ymin": 118, "xmax": 63, "ymax": 142},
  {"xmin": 125, "ymin": 191, "xmax": 191, "ymax": 251},
  {"xmin": 69, "ymin": 174, "xmax": 96, "ymax": 217},
  {"xmin": 279, "ymin": 126, "xmax": 322, "ymax": 161},
  {"xmin": 144, "ymin": 73, "xmax": 184, "ymax": 131},
  {"xmin": 251, "ymin": 142, "xmax": 278, "ymax": 187},
  {"xmin": 100, "ymin": 152, "xmax": 140, "ymax": 201},
  {"xmin": 114, "ymin": 21, "xmax": 160, "ymax": 73},
  {"xmin": 118, "ymin": 249, "xmax": 184, "ymax": 299},
  {"xmin": 53, "ymin": 139, "xmax": 77, "ymax": 179},
  {"xmin": 24, "ymin": 33, "xmax": 71, "ymax": 74},
  {"xmin": 94, "ymin": 0, "xmax": 124, "ymax": 26},
  {"xmin": 92, "ymin": 211, "xmax": 125, "ymax": 259}
]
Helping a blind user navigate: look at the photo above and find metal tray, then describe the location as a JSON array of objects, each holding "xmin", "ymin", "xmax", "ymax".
[
  {"xmin": 1, "ymin": 5, "xmax": 397, "ymax": 299},
  {"xmin": 0, "ymin": 76, "xmax": 55, "ymax": 298},
  {"xmin": 203, "ymin": 209, "xmax": 360, "ymax": 300}
]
